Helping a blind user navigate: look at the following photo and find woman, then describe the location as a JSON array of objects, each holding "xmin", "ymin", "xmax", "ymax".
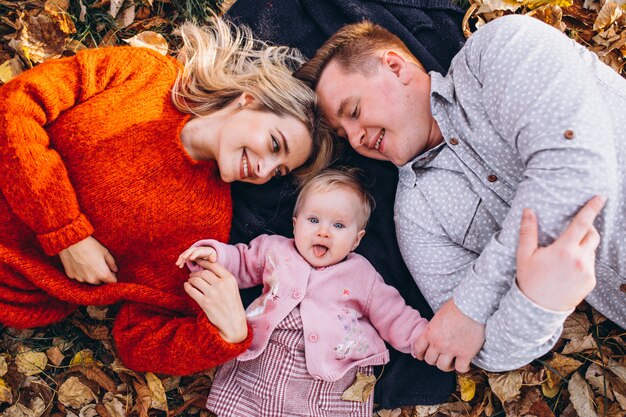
[{"xmin": 0, "ymin": 17, "xmax": 333, "ymax": 375}]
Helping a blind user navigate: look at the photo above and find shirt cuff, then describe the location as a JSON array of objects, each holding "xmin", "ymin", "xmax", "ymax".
[
  {"xmin": 37, "ymin": 213, "xmax": 94, "ymax": 256},
  {"xmin": 498, "ymin": 282, "xmax": 572, "ymax": 342},
  {"xmin": 452, "ymin": 266, "xmax": 503, "ymax": 324}
]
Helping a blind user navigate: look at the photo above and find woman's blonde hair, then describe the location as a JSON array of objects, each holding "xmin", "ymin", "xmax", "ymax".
[{"xmin": 172, "ymin": 17, "xmax": 333, "ymax": 181}]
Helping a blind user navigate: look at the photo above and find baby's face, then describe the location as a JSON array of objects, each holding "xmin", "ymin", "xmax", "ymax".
[{"xmin": 293, "ymin": 186, "xmax": 365, "ymax": 268}]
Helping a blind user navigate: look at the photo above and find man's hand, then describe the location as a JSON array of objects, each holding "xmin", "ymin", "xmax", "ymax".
[
  {"xmin": 176, "ymin": 245, "xmax": 218, "ymax": 269},
  {"xmin": 58, "ymin": 236, "xmax": 118, "ymax": 285},
  {"xmin": 185, "ymin": 261, "xmax": 248, "ymax": 344},
  {"xmin": 414, "ymin": 299, "xmax": 484, "ymax": 373},
  {"xmin": 516, "ymin": 196, "xmax": 605, "ymax": 311}
]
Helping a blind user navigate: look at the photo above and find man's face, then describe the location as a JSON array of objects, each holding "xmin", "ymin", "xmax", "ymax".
[{"xmin": 316, "ymin": 54, "xmax": 440, "ymax": 166}]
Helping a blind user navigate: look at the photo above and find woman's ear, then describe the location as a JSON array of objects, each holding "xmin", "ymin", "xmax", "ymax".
[
  {"xmin": 238, "ymin": 92, "xmax": 257, "ymax": 107},
  {"xmin": 382, "ymin": 51, "xmax": 411, "ymax": 85}
]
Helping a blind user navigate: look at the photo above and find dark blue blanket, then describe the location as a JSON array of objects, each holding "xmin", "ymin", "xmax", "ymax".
[{"xmin": 226, "ymin": 0, "xmax": 466, "ymax": 407}]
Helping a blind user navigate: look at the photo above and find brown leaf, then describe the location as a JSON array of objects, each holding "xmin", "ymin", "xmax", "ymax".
[
  {"xmin": 46, "ymin": 346, "xmax": 65, "ymax": 367},
  {"xmin": 561, "ymin": 311, "xmax": 591, "ymax": 340},
  {"xmin": 71, "ymin": 319, "xmax": 110, "ymax": 341},
  {"xmin": 57, "ymin": 376, "xmax": 97, "ymax": 408},
  {"xmin": 528, "ymin": 395, "xmax": 556, "ymax": 417},
  {"xmin": 341, "ymin": 372, "xmax": 376, "ymax": 402},
  {"xmin": 101, "ymin": 393, "xmax": 127, "ymax": 417},
  {"xmin": 2, "ymin": 403, "xmax": 35, "ymax": 417},
  {"xmin": 115, "ymin": 1, "xmax": 135, "ymax": 28},
  {"xmin": 568, "ymin": 371, "xmax": 599, "ymax": 417},
  {"xmin": 412, "ymin": 405, "xmax": 439, "ymax": 417},
  {"xmin": 585, "ymin": 363, "xmax": 610, "ymax": 400},
  {"xmin": 86, "ymin": 306, "xmax": 109, "ymax": 321},
  {"xmin": 10, "ymin": 9, "xmax": 70, "ymax": 64},
  {"xmin": 545, "ymin": 353, "xmax": 584, "ymax": 387},
  {"xmin": 0, "ymin": 354, "xmax": 8, "ymax": 377},
  {"xmin": 488, "ymin": 371, "xmax": 522, "ymax": 404},
  {"xmin": 74, "ymin": 365, "xmax": 117, "ymax": 393},
  {"xmin": 594, "ymin": 1, "xmax": 623, "ymax": 31},
  {"xmin": 123, "ymin": 32, "xmax": 168, "ymax": 56},
  {"xmin": 562, "ymin": 333, "xmax": 598, "ymax": 354},
  {"xmin": 528, "ymin": 4, "xmax": 566, "ymax": 31},
  {"xmin": 131, "ymin": 378, "xmax": 151, "ymax": 417}
]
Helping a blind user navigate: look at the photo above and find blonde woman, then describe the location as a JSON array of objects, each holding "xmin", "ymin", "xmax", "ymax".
[{"xmin": 0, "ymin": 17, "xmax": 332, "ymax": 375}]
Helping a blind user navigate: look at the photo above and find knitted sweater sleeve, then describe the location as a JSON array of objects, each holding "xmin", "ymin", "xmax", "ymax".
[
  {"xmin": 112, "ymin": 303, "xmax": 253, "ymax": 375},
  {"xmin": 0, "ymin": 47, "xmax": 164, "ymax": 255}
]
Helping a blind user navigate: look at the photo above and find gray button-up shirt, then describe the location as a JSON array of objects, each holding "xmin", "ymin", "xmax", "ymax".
[{"xmin": 395, "ymin": 14, "xmax": 626, "ymax": 371}]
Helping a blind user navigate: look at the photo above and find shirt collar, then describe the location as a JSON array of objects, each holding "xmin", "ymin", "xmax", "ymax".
[{"xmin": 398, "ymin": 143, "xmax": 445, "ymax": 188}]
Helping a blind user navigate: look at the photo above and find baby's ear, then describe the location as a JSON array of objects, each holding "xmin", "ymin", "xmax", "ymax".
[{"xmin": 352, "ymin": 229, "xmax": 366, "ymax": 251}]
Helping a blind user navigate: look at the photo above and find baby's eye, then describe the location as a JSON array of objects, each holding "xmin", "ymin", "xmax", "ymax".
[
  {"xmin": 308, "ymin": 217, "xmax": 319, "ymax": 224},
  {"xmin": 333, "ymin": 223, "xmax": 345, "ymax": 229}
]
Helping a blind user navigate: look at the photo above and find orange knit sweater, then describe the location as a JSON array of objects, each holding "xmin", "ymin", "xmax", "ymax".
[{"xmin": 0, "ymin": 46, "xmax": 252, "ymax": 374}]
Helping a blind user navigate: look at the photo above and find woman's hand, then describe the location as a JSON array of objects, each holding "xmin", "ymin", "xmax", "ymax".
[
  {"xmin": 516, "ymin": 196, "xmax": 605, "ymax": 312},
  {"xmin": 185, "ymin": 262, "xmax": 248, "ymax": 343},
  {"xmin": 58, "ymin": 236, "xmax": 118, "ymax": 284}
]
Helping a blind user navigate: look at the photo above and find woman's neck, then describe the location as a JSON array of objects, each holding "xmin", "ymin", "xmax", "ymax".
[{"xmin": 180, "ymin": 115, "xmax": 222, "ymax": 161}]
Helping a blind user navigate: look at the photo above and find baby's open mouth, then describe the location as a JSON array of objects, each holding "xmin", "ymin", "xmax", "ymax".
[{"xmin": 313, "ymin": 244, "xmax": 328, "ymax": 257}]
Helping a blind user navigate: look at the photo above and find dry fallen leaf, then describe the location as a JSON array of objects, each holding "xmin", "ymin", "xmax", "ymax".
[
  {"xmin": 132, "ymin": 377, "xmax": 151, "ymax": 417},
  {"xmin": 594, "ymin": 1, "xmax": 623, "ymax": 31},
  {"xmin": 376, "ymin": 409, "xmax": 402, "ymax": 417},
  {"xmin": 488, "ymin": 371, "xmax": 522, "ymax": 404},
  {"xmin": 0, "ymin": 57, "xmax": 24, "ymax": 84},
  {"xmin": 585, "ymin": 363, "xmax": 611, "ymax": 400},
  {"xmin": 413, "ymin": 405, "xmax": 439, "ymax": 417},
  {"xmin": 562, "ymin": 333, "xmax": 598, "ymax": 354},
  {"xmin": 568, "ymin": 371, "xmax": 599, "ymax": 417},
  {"xmin": 123, "ymin": 32, "xmax": 168, "ymax": 56},
  {"xmin": 1, "ymin": 403, "xmax": 35, "ymax": 417},
  {"xmin": 0, "ymin": 377, "xmax": 12, "ymax": 403},
  {"xmin": 46, "ymin": 346, "xmax": 65, "ymax": 367},
  {"xmin": 0, "ymin": 354, "xmax": 8, "ymax": 377},
  {"xmin": 144, "ymin": 373, "xmax": 167, "ymax": 411},
  {"xmin": 70, "ymin": 350, "xmax": 102, "ymax": 368},
  {"xmin": 562, "ymin": 311, "xmax": 591, "ymax": 340},
  {"xmin": 10, "ymin": 10, "xmax": 70, "ymax": 64},
  {"xmin": 458, "ymin": 373, "xmax": 476, "ymax": 402},
  {"xmin": 58, "ymin": 376, "xmax": 97, "ymax": 408},
  {"xmin": 29, "ymin": 397, "xmax": 45, "ymax": 417},
  {"xmin": 545, "ymin": 353, "xmax": 584, "ymax": 387},
  {"xmin": 341, "ymin": 372, "xmax": 376, "ymax": 402},
  {"xmin": 76, "ymin": 365, "xmax": 117, "ymax": 393},
  {"xmin": 102, "ymin": 392, "xmax": 127, "ymax": 417},
  {"xmin": 541, "ymin": 380, "xmax": 561, "ymax": 398},
  {"xmin": 86, "ymin": 306, "xmax": 109, "ymax": 321},
  {"xmin": 15, "ymin": 347, "xmax": 48, "ymax": 376}
]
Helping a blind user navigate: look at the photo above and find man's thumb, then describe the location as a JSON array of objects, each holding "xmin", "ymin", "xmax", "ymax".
[{"xmin": 517, "ymin": 208, "xmax": 538, "ymax": 261}]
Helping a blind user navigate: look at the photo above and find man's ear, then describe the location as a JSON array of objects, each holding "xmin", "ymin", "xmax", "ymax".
[
  {"xmin": 352, "ymin": 229, "xmax": 366, "ymax": 251},
  {"xmin": 382, "ymin": 50, "xmax": 411, "ymax": 85}
]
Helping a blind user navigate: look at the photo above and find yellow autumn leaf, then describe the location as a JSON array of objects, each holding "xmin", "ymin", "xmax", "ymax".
[
  {"xmin": 145, "ymin": 373, "xmax": 168, "ymax": 411},
  {"xmin": 594, "ymin": 1, "xmax": 623, "ymax": 31},
  {"xmin": 0, "ymin": 377, "xmax": 12, "ymax": 403},
  {"xmin": 341, "ymin": 372, "xmax": 376, "ymax": 402},
  {"xmin": 488, "ymin": 371, "xmax": 523, "ymax": 404},
  {"xmin": 123, "ymin": 32, "xmax": 168, "ymax": 56},
  {"xmin": 0, "ymin": 57, "xmax": 24, "ymax": 84},
  {"xmin": 58, "ymin": 376, "xmax": 97, "ymax": 408},
  {"xmin": 458, "ymin": 373, "xmax": 476, "ymax": 402},
  {"xmin": 523, "ymin": 0, "xmax": 572, "ymax": 10},
  {"xmin": 545, "ymin": 353, "xmax": 584, "ymax": 387},
  {"xmin": 541, "ymin": 380, "xmax": 561, "ymax": 398},
  {"xmin": 15, "ymin": 348, "xmax": 48, "ymax": 376},
  {"xmin": 70, "ymin": 349, "xmax": 102, "ymax": 367}
]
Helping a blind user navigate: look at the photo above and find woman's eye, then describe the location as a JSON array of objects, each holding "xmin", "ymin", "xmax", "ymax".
[
  {"xmin": 333, "ymin": 223, "xmax": 345, "ymax": 229},
  {"xmin": 308, "ymin": 217, "xmax": 319, "ymax": 224},
  {"xmin": 271, "ymin": 135, "xmax": 280, "ymax": 153}
]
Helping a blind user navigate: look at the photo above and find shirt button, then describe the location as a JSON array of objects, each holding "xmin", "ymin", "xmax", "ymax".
[
  {"xmin": 620, "ymin": 284, "xmax": 626, "ymax": 293},
  {"xmin": 291, "ymin": 289, "xmax": 302, "ymax": 299},
  {"xmin": 487, "ymin": 174, "xmax": 498, "ymax": 183},
  {"xmin": 563, "ymin": 129, "xmax": 575, "ymax": 140},
  {"xmin": 308, "ymin": 333, "xmax": 319, "ymax": 342},
  {"xmin": 449, "ymin": 137, "xmax": 459, "ymax": 145}
]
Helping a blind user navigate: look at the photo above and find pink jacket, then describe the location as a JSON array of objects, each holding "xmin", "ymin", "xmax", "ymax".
[{"xmin": 189, "ymin": 234, "xmax": 427, "ymax": 381}]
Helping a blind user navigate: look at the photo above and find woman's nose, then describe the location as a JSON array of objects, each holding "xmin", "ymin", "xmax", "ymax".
[{"xmin": 256, "ymin": 157, "xmax": 278, "ymax": 179}]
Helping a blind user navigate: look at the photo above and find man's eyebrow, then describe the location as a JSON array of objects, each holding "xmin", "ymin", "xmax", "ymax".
[{"xmin": 278, "ymin": 129, "xmax": 290, "ymax": 155}]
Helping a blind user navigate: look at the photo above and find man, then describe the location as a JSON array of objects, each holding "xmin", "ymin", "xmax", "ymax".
[{"xmin": 297, "ymin": 14, "xmax": 625, "ymax": 372}]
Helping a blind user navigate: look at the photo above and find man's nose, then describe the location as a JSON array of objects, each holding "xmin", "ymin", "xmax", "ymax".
[{"xmin": 345, "ymin": 124, "xmax": 366, "ymax": 148}]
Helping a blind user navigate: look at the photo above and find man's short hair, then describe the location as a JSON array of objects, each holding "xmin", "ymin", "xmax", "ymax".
[{"xmin": 296, "ymin": 20, "xmax": 421, "ymax": 88}]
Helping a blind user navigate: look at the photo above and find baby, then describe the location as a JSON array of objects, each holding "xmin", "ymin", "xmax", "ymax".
[{"xmin": 177, "ymin": 169, "xmax": 428, "ymax": 417}]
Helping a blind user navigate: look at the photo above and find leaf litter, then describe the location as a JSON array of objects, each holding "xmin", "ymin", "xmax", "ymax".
[{"xmin": 0, "ymin": 1, "xmax": 625, "ymax": 416}]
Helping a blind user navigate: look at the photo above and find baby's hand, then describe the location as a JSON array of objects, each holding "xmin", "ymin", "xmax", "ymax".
[{"xmin": 176, "ymin": 245, "xmax": 218, "ymax": 268}]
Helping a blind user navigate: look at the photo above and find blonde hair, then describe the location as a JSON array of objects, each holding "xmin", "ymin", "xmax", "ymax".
[
  {"xmin": 296, "ymin": 20, "xmax": 422, "ymax": 88},
  {"xmin": 172, "ymin": 17, "xmax": 333, "ymax": 181},
  {"xmin": 293, "ymin": 168, "xmax": 374, "ymax": 230}
]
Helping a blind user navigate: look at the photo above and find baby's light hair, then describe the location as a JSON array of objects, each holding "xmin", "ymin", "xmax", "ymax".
[{"xmin": 293, "ymin": 168, "xmax": 374, "ymax": 230}]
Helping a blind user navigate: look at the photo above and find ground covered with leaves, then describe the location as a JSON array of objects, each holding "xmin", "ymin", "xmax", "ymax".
[{"xmin": 1, "ymin": 1, "xmax": 625, "ymax": 416}]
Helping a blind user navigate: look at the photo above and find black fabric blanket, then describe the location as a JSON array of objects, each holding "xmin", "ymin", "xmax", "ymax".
[{"xmin": 226, "ymin": 0, "xmax": 466, "ymax": 407}]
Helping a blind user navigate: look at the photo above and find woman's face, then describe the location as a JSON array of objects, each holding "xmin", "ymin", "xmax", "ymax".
[{"xmin": 215, "ymin": 108, "xmax": 312, "ymax": 185}]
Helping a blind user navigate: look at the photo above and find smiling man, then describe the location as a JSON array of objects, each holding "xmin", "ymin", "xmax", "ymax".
[{"xmin": 297, "ymin": 15, "xmax": 626, "ymax": 372}]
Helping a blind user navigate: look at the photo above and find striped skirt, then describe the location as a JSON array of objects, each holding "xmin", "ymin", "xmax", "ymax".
[{"xmin": 206, "ymin": 307, "xmax": 374, "ymax": 417}]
